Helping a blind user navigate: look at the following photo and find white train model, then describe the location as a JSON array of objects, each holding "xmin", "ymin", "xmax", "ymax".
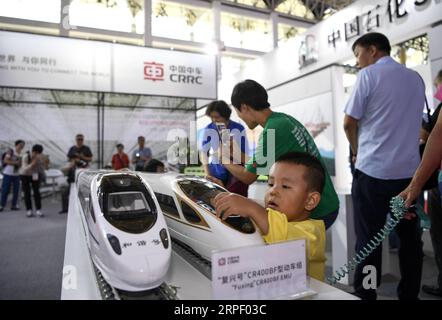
[
  {"xmin": 75, "ymin": 170, "xmax": 171, "ymax": 292},
  {"xmin": 138, "ymin": 172, "xmax": 265, "ymax": 260}
]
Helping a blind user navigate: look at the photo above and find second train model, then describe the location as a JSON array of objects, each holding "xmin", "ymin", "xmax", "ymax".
[{"xmin": 138, "ymin": 172, "xmax": 265, "ymax": 260}]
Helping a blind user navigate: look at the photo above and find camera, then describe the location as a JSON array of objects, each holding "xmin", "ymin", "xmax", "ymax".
[
  {"xmin": 215, "ymin": 122, "xmax": 229, "ymax": 145},
  {"xmin": 14, "ymin": 155, "xmax": 23, "ymax": 170},
  {"xmin": 77, "ymin": 159, "xmax": 87, "ymax": 168}
]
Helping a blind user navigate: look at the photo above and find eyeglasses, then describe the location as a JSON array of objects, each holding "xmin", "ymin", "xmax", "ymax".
[{"xmin": 76, "ymin": 138, "xmax": 84, "ymax": 141}]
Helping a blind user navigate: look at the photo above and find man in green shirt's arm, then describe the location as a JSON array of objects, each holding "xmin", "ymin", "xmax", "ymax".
[{"xmin": 218, "ymin": 79, "xmax": 339, "ymax": 230}]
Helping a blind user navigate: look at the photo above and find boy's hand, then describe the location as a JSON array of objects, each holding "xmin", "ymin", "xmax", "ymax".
[
  {"xmin": 213, "ymin": 192, "xmax": 251, "ymax": 220},
  {"xmin": 214, "ymin": 192, "xmax": 270, "ymax": 234}
]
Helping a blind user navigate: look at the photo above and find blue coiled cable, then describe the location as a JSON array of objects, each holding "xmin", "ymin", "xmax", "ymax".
[{"xmin": 327, "ymin": 196, "xmax": 409, "ymax": 285}]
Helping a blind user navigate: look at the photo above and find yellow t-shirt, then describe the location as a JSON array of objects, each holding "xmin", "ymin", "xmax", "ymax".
[{"xmin": 262, "ymin": 208, "xmax": 326, "ymax": 281}]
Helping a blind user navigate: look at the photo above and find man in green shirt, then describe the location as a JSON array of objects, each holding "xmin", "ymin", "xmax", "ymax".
[{"xmin": 221, "ymin": 79, "xmax": 339, "ymax": 229}]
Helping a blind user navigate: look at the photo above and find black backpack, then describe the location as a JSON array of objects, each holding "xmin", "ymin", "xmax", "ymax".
[
  {"xmin": 420, "ymin": 101, "xmax": 441, "ymax": 190},
  {"xmin": 1, "ymin": 148, "xmax": 13, "ymax": 169}
]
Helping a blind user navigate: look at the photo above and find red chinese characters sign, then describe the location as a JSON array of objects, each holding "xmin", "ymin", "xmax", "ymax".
[{"xmin": 144, "ymin": 61, "xmax": 164, "ymax": 81}]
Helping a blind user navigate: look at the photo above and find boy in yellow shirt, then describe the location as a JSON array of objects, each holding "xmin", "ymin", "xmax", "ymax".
[{"xmin": 213, "ymin": 151, "xmax": 326, "ymax": 281}]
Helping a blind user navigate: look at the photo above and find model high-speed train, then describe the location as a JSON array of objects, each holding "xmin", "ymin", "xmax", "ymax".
[
  {"xmin": 75, "ymin": 170, "xmax": 171, "ymax": 292},
  {"xmin": 138, "ymin": 172, "xmax": 264, "ymax": 260}
]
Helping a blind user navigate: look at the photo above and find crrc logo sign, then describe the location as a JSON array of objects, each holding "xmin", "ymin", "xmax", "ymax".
[
  {"xmin": 218, "ymin": 257, "xmax": 226, "ymax": 266},
  {"xmin": 144, "ymin": 61, "xmax": 164, "ymax": 81},
  {"xmin": 143, "ymin": 61, "xmax": 204, "ymax": 84}
]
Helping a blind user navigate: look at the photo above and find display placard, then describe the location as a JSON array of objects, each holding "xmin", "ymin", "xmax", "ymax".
[{"xmin": 211, "ymin": 239, "xmax": 308, "ymax": 300}]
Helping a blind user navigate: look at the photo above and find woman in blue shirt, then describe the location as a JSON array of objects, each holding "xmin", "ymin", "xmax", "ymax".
[{"xmin": 199, "ymin": 100, "xmax": 249, "ymax": 196}]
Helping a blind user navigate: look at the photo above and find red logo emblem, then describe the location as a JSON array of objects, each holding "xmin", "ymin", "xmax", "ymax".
[{"xmin": 144, "ymin": 61, "xmax": 164, "ymax": 81}]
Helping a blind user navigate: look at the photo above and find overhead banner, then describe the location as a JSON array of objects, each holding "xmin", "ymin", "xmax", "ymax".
[
  {"xmin": 0, "ymin": 31, "xmax": 111, "ymax": 92},
  {"xmin": 0, "ymin": 31, "xmax": 217, "ymax": 99},
  {"xmin": 113, "ymin": 44, "xmax": 216, "ymax": 99}
]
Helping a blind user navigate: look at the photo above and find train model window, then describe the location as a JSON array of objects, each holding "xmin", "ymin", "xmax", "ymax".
[
  {"xmin": 154, "ymin": 192, "xmax": 180, "ymax": 218},
  {"xmin": 107, "ymin": 192, "xmax": 151, "ymax": 216},
  {"xmin": 177, "ymin": 179, "xmax": 224, "ymax": 213},
  {"xmin": 177, "ymin": 178, "xmax": 256, "ymax": 234},
  {"xmin": 99, "ymin": 174, "xmax": 158, "ymax": 234},
  {"xmin": 180, "ymin": 201, "xmax": 202, "ymax": 224}
]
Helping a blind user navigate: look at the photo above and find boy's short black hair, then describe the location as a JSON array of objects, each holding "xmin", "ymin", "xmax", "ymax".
[
  {"xmin": 231, "ymin": 79, "xmax": 270, "ymax": 111},
  {"xmin": 205, "ymin": 100, "xmax": 232, "ymax": 119},
  {"xmin": 15, "ymin": 140, "xmax": 25, "ymax": 146},
  {"xmin": 116, "ymin": 143, "xmax": 124, "ymax": 149},
  {"xmin": 144, "ymin": 158, "xmax": 164, "ymax": 172},
  {"xmin": 352, "ymin": 32, "xmax": 391, "ymax": 55},
  {"xmin": 276, "ymin": 151, "xmax": 325, "ymax": 194},
  {"xmin": 32, "ymin": 144, "xmax": 43, "ymax": 154}
]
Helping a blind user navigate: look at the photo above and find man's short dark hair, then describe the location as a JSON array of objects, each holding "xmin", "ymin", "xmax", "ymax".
[
  {"xmin": 15, "ymin": 140, "xmax": 25, "ymax": 146},
  {"xmin": 116, "ymin": 143, "xmax": 124, "ymax": 149},
  {"xmin": 205, "ymin": 100, "xmax": 232, "ymax": 119},
  {"xmin": 276, "ymin": 151, "xmax": 325, "ymax": 194},
  {"xmin": 231, "ymin": 79, "xmax": 270, "ymax": 111},
  {"xmin": 32, "ymin": 144, "xmax": 43, "ymax": 154},
  {"xmin": 138, "ymin": 136, "xmax": 145, "ymax": 141},
  {"xmin": 144, "ymin": 159, "xmax": 164, "ymax": 172},
  {"xmin": 352, "ymin": 32, "xmax": 391, "ymax": 55}
]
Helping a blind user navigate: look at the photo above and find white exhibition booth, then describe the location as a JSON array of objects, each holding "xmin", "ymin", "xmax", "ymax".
[
  {"xmin": 0, "ymin": 30, "xmax": 217, "ymax": 168},
  {"xmin": 1, "ymin": 0, "xmax": 442, "ymax": 293}
]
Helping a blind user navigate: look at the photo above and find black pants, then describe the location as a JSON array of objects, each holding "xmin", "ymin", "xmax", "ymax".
[
  {"xmin": 427, "ymin": 186, "xmax": 442, "ymax": 288},
  {"xmin": 61, "ymin": 183, "xmax": 71, "ymax": 212},
  {"xmin": 352, "ymin": 170, "xmax": 423, "ymax": 300},
  {"xmin": 21, "ymin": 175, "xmax": 41, "ymax": 211}
]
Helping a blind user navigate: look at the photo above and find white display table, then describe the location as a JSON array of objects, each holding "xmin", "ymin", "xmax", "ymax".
[{"xmin": 61, "ymin": 184, "xmax": 358, "ymax": 300}]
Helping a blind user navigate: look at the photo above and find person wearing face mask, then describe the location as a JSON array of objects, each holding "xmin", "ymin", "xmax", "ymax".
[
  {"xmin": 343, "ymin": 32, "xmax": 425, "ymax": 300},
  {"xmin": 199, "ymin": 100, "xmax": 250, "ymax": 197},
  {"xmin": 416, "ymin": 70, "xmax": 442, "ymax": 297}
]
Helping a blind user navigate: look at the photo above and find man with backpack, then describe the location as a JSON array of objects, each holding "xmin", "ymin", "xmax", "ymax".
[{"xmin": 0, "ymin": 140, "xmax": 25, "ymax": 212}]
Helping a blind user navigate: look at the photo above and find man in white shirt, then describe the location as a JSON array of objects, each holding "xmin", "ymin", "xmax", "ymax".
[{"xmin": 344, "ymin": 32, "xmax": 425, "ymax": 300}]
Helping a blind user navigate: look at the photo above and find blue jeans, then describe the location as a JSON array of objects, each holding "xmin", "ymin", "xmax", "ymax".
[{"xmin": 1, "ymin": 174, "xmax": 21, "ymax": 208}]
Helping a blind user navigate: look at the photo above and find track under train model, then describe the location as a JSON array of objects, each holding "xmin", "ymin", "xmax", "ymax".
[
  {"xmin": 92, "ymin": 263, "xmax": 179, "ymax": 300},
  {"xmin": 91, "ymin": 238, "xmax": 212, "ymax": 300}
]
